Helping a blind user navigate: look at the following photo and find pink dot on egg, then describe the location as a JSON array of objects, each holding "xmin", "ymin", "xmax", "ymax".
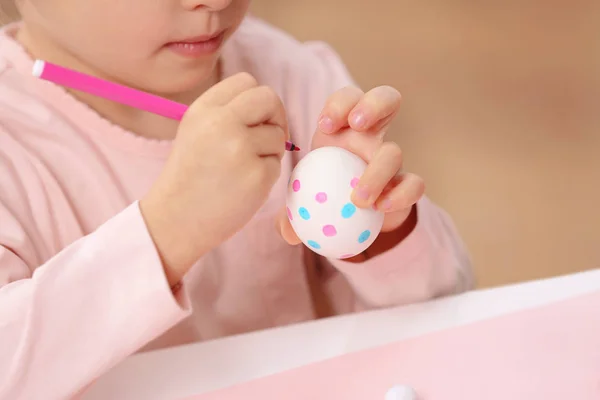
[
  {"xmin": 350, "ymin": 177, "xmax": 360, "ymax": 188},
  {"xmin": 322, "ymin": 224, "xmax": 337, "ymax": 237},
  {"xmin": 292, "ymin": 180, "xmax": 301, "ymax": 192},
  {"xmin": 315, "ymin": 192, "xmax": 328, "ymax": 203},
  {"xmin": 286, "ymin": 207, "xmax": 293, "ymax": 221}
]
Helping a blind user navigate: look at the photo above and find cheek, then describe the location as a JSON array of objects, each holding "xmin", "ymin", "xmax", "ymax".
[
  {"xmin": 63, "ymin": 12, "xmax": 170, "ymax": 73},
  {"xmin": 227, "ymin": 0, "xmax": 251, "ymax": 25},
  {"xmin": 41, "ymin": 1, "xmax": 168, "ymax": 56}
]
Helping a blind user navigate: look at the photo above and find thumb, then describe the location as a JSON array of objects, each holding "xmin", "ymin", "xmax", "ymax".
[{"xmin": 275, "ymin": 208, "xmax": 302, "ymax": 245}]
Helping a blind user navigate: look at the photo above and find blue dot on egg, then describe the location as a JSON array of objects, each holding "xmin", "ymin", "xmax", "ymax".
[
  {"xmin": 298, "ymin": 207, "xmax": 311, "ymax": 220},
  {"xmin": 341, "ymin": 203, "xmax": 356, "ymax": 219},
  {"xmin": 358, "ymin": 230, "xmax": 371, "ymax": 244},
  {"xmin": 307, "ymin": 240, "xmax": 321, "ymax": 249}
]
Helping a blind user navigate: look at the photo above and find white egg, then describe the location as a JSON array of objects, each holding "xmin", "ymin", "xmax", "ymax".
[
  {"xmin": 286, "ymin": 146, "xmax": 384, "ymax": 259},
  {"xmin": 384, "ymin": 385, "xmax": 418, "ymax": 400}
]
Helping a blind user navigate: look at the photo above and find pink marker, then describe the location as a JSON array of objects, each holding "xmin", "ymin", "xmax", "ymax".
[{"xmin": 32, "ymin": 60, "xmax": 300, "ymax": 152}]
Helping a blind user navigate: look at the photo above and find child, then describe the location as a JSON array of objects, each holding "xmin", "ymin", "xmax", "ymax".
[{"xmin": 0, "ymin": 0, "xmax": 473, "ymax": 398}]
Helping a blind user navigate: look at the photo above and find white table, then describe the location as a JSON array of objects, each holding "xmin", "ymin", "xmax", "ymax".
[{"xmin": 83, "ymin": 269, "xmax": 600, "ymax": 400}]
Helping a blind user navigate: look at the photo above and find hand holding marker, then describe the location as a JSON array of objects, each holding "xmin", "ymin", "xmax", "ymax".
[
  {"xmin": 31, "ymin": 60, "xmax": 300, "ymax": 152},
  {"xmin": 32, "ymin": 65, "xmax": 293, "ymax": 286}
]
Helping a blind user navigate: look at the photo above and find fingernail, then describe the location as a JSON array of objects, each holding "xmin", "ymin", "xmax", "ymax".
[
  {"xmin": 318, "ymin": 115, "xmax": 334, "ymax": 133},
  {"xmin": 350, "ymin": 111, "xmax": 366, "ymax": 129},
  {"xmin": 355, "ymin": 186, "xmax": 370, "ymax": 201},
  {"xmin": 380, "ymin": 199, "xmax": 393, "ymax": 211}
]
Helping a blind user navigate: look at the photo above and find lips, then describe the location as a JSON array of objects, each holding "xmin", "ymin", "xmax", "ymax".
[
  {"xmin": 166, "ymin": 30, "xmax": 226, "ymax": 58},
  {"xmin": 175, "ymin": 30, "xmax": 223, "ymax": 43}
]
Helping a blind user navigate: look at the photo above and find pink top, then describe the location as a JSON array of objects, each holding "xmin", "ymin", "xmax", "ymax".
[{"xmin": 0, "ymin": 17, "xmax": 473, "ymax": 400}]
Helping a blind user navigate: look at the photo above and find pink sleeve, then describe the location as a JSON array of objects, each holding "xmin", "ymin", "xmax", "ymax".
[
  {"xmin": 0, "ymin": 202, "xmax": 191, "ymax": 400},
  {"xmin": 328, "ymin": 197, "xmax": 474, "ymax": 309},
  {"xmin": 295, "ymin": 42, "xmax": 474, "ymax": 309}
]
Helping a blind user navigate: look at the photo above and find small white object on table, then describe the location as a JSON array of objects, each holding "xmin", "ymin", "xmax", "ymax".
[
  {"xmin": 83, "ymin": 269, "xmax": 600, "ymax": 400},
  {"xmin": 385, "ymin": 385, "xmax": 418, "ymax": 400}
]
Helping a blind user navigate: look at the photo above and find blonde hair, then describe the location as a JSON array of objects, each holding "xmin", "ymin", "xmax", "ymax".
[{"xmin": 0, "ymin": 0, "xmax": 19, "ymax": 25}]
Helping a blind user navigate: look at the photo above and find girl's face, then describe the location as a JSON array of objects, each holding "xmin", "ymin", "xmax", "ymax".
[{"xmin": 17, "ymin": 0, "xmax": 250, "ymax": 97}]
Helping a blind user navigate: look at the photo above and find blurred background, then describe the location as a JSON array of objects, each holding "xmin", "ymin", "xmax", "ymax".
[
  {"xmin": 250, "ymin": 0, "xmax": 599, "ymax": 287},
  {"xmin": 2, "ymin": 1, "xmax": 598, "ymax": 288},
  {"xmin": 0, "ymin": 0, "xmax": 16, "ymax": 25}
]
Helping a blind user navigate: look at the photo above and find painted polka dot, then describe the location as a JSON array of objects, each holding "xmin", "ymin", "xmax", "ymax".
[
  {"xmin": 298, "ymin": 207, "xmax": 311, "ymax": 220},
  {"xmin": 286, "ymin": 207, "xmax": 293, "ymax": 221},
  {"xmin": 315, "ymin": 192, "xmax": 328, "ymax": 203},
  {"xmin": 341, "ymin": 203, "xmax": 356, "ymax": 219},
  {"xmin": 350, "ymin": 177, "xmax": 360, "ymax": 188},
  {"xmin": 358, "ymin": 230, "xmax": 371, "ymax": 244},
  {"xmin": 292, "ymin": 179, "xmax": 301, "ymax": 192},
  {"xmin": 307, "ymin": 240, "xmax": 321, "ymax": 249},
  {"xmin": 322, "ymin": 225, "xmax": 337, "ymax": 237}
]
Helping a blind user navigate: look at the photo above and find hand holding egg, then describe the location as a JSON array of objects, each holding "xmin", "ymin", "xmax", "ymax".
[{"xmin": 276, "ymin": 84, "xmax": 425, "ymax": 258}]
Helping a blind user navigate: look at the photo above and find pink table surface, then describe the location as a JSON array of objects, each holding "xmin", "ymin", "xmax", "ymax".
[
  {"xmin": 185, "ymin": 289, "xmax": 600, "ymax": 400},
  {"xmin": 83, "ymin": 270, "xmax": 600, "ymax": 400}
]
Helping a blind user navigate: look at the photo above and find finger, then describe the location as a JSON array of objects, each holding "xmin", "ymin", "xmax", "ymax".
[
  {"xmin": 275, "ymin": 208, "xmax": 302, "ymax": 245},
  {"xmin": 248, "ymin": 125, "xmax": 287, "ymax": 158},
  {"xmin": 196, "ymin": 72, "xmax": 258, "ymax": 106},
  {"xmin": 351, "ymin": 142, "xmax": 403, "ymax": 208},
  {"xmin": 348, "ymin": 86, "xmax": 401, "ymax": 132},
  {"xmin": 375, "ymin": 172, "xmax": 425, "ymax": 212},
  {"xmin": 369, "ymin": 112, "xmax": 396, "ymax": 134},
  {"xmin": 317, "ymin": 86, "xmax": 364, "ymax": 134},
  {"xmin": 255, "ymin": 155, "xmax": 284, "ymax": 190},
  {"xmin": 380, "ymin": 207, "xmax": 414, "ymax": 233},
  {"xmin": 228, "ymin": 86, "xmax": 289, "ymax": 138}
]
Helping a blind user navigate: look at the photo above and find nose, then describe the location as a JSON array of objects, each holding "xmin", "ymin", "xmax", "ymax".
[{"xmin": 181, "ymin": 0, "xmax": 233, "ymax": 11}]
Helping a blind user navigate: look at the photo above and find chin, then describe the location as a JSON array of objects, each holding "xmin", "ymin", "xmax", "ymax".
[{"xmin": 143, "ymin": 62, "xmax": 218, "ymax": 101}]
